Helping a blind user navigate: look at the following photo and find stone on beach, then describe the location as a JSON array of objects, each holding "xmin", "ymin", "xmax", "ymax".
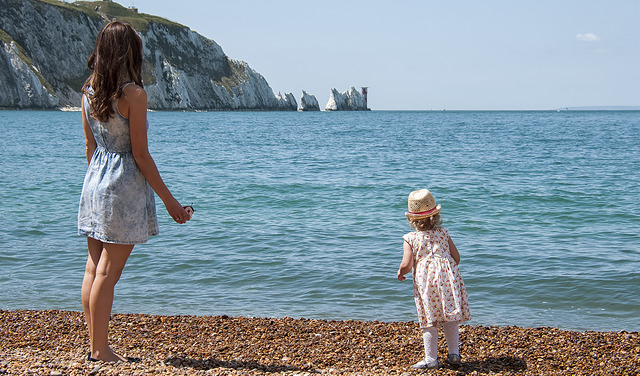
[{"xmin": 0, "ymin": 309, "xmax": 638, "ymax": 375}]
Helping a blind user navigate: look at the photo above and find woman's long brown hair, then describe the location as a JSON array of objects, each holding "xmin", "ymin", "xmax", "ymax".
[{"xmin": 82, "ymin": 21, "xmax": 144, "ymax": 122}]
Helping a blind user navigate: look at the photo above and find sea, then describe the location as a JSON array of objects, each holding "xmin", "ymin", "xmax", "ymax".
[{"xmin": 0, "ymin": 110, "xmax": 638, "ymax": 333}]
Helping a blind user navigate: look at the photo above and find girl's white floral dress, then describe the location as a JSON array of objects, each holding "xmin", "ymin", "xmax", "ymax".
[{"xmin": 403, "ymin": 227, "xmax": 471, "ymax": 328}]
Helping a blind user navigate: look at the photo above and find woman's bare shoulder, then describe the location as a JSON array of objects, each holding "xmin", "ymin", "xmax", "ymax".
[
  {"xmin": 121, "ymin": 84, "xmax": 147, "ymax": 108},
  {"xmin": 122, "ymin": 83, "xmax": 146, "ymax": 97}
]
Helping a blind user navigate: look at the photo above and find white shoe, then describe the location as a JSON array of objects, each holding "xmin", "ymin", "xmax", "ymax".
[{"xmin": 410, "ymin": 358, "xmax": 439, "ymax": 369}]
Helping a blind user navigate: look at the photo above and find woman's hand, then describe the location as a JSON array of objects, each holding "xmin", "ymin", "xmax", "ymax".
[
  {"xmin": 165, "ymin": 198, "xmax": 190, "ymax": 224},
  {"xmin": 397, "ymin": 269, "xmax": 407, "ymax": 281}
]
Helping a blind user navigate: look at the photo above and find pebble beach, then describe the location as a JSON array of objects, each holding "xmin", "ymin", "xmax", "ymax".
[{"xmin": 0, "ymin": 310, "xmax": 638, "ymax": 375}]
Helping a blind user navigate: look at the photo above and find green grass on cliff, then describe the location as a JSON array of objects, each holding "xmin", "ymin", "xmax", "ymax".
[
  {"xmin": 216, "ymin": 59, "xmax": 249, "ymax": 96},
  {"xmin": 76, "ymin": 1, "xmax": 186, "ymax": 32},
  {"xmin": 37, "ymin": 0, "xmax": 101, "ymax": 19},
  {"xmin": 0, "ymin": 28, "xmax": 14, "ymax": 44},
  {"xmin": 37, "ymin": 0, "xmax": 186, "ymax": 32}
]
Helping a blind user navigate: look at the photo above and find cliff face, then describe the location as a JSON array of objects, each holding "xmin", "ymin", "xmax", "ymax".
[
  {"xmin": 0, "ymin": 37, "xmax": 59, "ymax": 108},
  {"xmin": 0, "ymin": 0, "xmax": 296, "ymax": 110}
]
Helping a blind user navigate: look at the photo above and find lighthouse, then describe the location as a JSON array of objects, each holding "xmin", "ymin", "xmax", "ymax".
[{"xmin": 361, "ymin": 87, "xmax": 368, "ymax": 105}]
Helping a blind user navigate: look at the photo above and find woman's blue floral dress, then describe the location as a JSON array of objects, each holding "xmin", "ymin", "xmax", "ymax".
[{"xmin": 78, "ymin": 90, "xmax": 158, "ymax": 244}]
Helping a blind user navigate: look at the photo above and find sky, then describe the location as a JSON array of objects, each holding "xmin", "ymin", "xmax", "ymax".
[{"xmin": 122, "ymin": 0, "xmax": 638, "ymax": 110}]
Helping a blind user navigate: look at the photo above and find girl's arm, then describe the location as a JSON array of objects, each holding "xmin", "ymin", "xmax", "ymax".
[
  {"xmin": 81, "ymin": 96, "xmax": 96, "ymax": 165},
  {"xmin": 397, "ymin": 241, "xmax": 414, "ymax": 281},
  {"xmin": 120, "ymin": 85, "xmax": 190, "ymax": 224},
  {"xmin": 448, "ymin": 235, "xmax": 461, "ymax": 265}
]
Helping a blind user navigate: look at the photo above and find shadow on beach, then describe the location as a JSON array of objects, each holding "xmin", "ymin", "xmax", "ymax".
[
  {"xmin": 454, "ymin": 356, "xmax": 527, "ymax": 374},
  {"xmin": 164, "ymin": 355, "xmax": 527, "ymax": 375},
  {"xmin": 164, "ymin": 356, "xmax": 313, "ymax": 374}
]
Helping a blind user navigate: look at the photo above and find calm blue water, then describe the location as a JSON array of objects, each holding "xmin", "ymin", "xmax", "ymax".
[{"xmin": 0, "ymin": 110, "xmax": 638, "ymax": 332}]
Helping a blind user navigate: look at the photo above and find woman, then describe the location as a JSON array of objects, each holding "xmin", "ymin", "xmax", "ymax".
[{"xmin": 78, "ymin": 21, "xmax": 190, "ymax": 362}]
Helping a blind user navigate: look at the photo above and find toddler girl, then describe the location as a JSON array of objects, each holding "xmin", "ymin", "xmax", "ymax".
[{"xmin": 397, "ymin": 189, "xmax": 471, "ymax": 369}]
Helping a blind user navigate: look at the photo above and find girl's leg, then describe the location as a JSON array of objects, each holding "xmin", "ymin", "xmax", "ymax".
[
  {"xmin": 411, "ymin": 326, "xmax": 438, "ymax": 368},
  {"xmin": 443, "ymin": 321, "xmax": 460, "ymax": 355},
  {"xmin": 89, "ymin": 242, "xmax": 134, "ymax": 362},
  {"xmin": 422, "ymin": 326, "xmax": 438, "ymax": 363},
  {"xmin": 443, "ymin": 321, "xmax": 462, "ymax": 366},
  {"xmin": 81, "ymin": 237, "xmax": 104, "ymax": 351}
]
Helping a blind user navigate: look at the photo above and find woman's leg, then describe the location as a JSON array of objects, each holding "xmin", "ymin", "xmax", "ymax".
[
  {"xmin": 81, "ymin": 237, "xmax": 104, "ymax": 351},
  {"xmin": 88, "ymin": 241, "xmax": 134, "ymax": 361}
]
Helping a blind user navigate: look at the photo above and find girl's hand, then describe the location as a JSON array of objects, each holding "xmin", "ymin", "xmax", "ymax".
[
  {"xmin": 165, "ymin": 198, "xmax": 190, "ymax": 224},
  {"xmin": 397, "ymin": 241, "xmax": 413, "ymax": 281},
  {"xmin": 448, "ymin": 235, "xmax": 461, "ymax": 265}
]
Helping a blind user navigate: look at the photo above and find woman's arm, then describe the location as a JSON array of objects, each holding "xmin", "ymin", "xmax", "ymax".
[
  {"xmin": 448, "ymin": 235, "xmax": 460, "ymax": 265},
  {"xmin": 397, "ymin": 241, "xmax": 414, "ymax": 281},
  {"xmin": 120, "ymin": 85, "xmax": 189, "ymax": 224},
  {"xmin": 81, "ymin": 96, "xmax": 96, "ymax": 165}
]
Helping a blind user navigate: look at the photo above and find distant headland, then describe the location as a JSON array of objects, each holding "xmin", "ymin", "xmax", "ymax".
[{"xmin": 556, "ymin": 106, "xmax": 640, "ymax": 111}]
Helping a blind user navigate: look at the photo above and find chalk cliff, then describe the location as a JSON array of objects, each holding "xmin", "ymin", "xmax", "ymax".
[
  {"xmin": 299, "ymin": 90, "xmax": 320, "ymax": 111},
  {"xmin": 325, "ymin": 87, "xmax": 369, "ymax": 111},
  {"xmin": 0, "ymin": 0, "xmax": 296, "ymax": 110},
  {"xmin": 0, "ymin": 36, "xmax": 59, "ymax": 108}
]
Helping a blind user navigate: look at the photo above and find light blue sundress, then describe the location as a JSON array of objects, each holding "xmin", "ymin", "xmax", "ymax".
[{"xmin": 78, "ymin": 86, "xmax": 159, "ymax": 244}]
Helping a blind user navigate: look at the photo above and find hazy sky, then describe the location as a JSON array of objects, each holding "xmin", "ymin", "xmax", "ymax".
[{"xmin": 126, "ymin": 0, "xmax": 638, "ymax": 110}]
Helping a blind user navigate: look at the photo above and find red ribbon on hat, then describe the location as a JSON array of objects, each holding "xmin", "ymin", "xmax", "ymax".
[{"xmin": 408, "ymin": 206, "xmax": 439, "ymax": 215}]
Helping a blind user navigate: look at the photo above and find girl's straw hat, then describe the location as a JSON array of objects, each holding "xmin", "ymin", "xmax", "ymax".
[{"xmin": 405, "ymin": 189, "xmax": 441, "ymax": 219}]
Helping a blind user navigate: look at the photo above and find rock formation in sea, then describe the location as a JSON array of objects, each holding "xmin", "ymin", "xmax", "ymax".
[
  {"xmin": 274, "ymin": 92, "xmax": 297, "ymax": 111},
  {"xmin": 325, "ymin": 87, "xmax": 369, "ymax": 111},
  {"xmin": 299, "ymin": 90, "xmax": 320, "ymax": 111},
  {"xmin": 0, "ymin": 0, "xmax": 297, "ymax": 111}
]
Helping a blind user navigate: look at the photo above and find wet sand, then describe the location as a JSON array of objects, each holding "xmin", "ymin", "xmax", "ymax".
[{"xmin": 0, "ymin": 309, "xmax": 637, "ymax": 375}]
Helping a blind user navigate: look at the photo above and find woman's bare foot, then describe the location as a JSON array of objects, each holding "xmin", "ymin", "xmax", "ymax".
[{"xmin": 89, "ymin": 347, "xmax": 127, "ymax": 363}]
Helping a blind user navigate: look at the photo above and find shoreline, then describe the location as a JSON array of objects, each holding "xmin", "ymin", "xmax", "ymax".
[
  {"xmin": 0, "ymin": 309, "xmax": 638, "ymax": 375},
  {"xmin": 2, "ymin": 107, "xmax": 640, "ymax": 112}
]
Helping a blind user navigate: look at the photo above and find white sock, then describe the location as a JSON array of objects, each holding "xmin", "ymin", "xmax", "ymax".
[
  {"xmin": 443, "ymin": 321, "xmax": 459, "ymax": 355},
  {"xmin": 422, "ymin": 326, "xmax": 438, "ymax": 362}
]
